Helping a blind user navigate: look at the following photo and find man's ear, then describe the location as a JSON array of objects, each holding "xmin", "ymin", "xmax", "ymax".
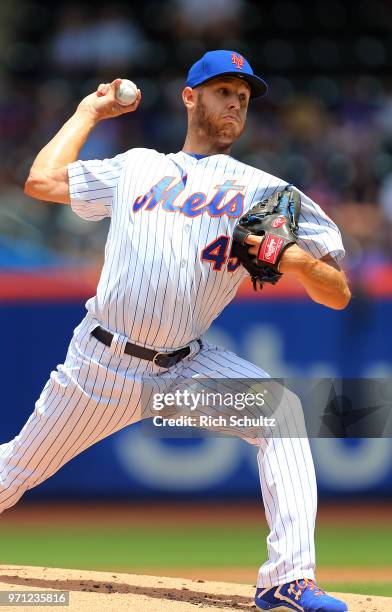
[{"xmin": 182, "ymin": 86, "xmax": 196, "ymax": 111}]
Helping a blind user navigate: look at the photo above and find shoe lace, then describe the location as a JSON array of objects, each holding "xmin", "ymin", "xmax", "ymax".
[{"xmin": 290, "ymin": 579, "xmax": 326, "ymax": 599}]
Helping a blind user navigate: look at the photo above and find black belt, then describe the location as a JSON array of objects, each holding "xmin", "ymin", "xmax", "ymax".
[{"xmin": 91, "ymin": 326, "xmax": 201, "ymax": 369}]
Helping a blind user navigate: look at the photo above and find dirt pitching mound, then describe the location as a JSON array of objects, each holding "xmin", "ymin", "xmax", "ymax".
[{"xmin": 0, "ymin": 565, "xmax": 390, "ymax": 611}]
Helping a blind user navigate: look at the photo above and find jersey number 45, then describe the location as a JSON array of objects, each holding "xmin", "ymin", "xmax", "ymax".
[{"xmin": 201, "ymin": 235, "xmax": 240, "ymax": 272}]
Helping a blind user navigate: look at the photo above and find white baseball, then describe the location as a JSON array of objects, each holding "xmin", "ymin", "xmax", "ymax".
[{"xmin": 115, "ymin": 79, "xmax": 138, "ymax": 106}]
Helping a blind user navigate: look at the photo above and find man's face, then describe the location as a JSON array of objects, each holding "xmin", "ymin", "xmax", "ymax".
[{"xmin": 191, "ymin": 77, "xmax": 251, "ymax": 148}]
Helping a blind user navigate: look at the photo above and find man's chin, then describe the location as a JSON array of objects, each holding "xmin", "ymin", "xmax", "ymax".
[{"xmin": 218, "ymin": 127, "xmax": 240, "ymax": 147}]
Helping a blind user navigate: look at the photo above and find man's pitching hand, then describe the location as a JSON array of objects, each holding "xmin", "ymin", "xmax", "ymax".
[{"xmin": 76, "ymin": 79, "xmax": 141, "ymax": 122}]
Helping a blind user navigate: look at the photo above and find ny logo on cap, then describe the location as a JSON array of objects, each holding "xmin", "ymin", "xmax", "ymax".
[{"xmin": 231, "ymin": 53, "xmax": 244, "ymax": 69}]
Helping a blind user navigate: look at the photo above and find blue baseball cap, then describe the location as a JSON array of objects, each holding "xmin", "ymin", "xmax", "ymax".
[{"xmin": 186, "ymin": 50, "xmax": 268, "ymax": 99}]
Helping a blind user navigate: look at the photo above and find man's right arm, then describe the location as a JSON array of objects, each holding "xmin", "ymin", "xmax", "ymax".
[
  {"xmin": 24, "ymin": 111, "xmax": 99, "ymax": 204},
  {"xmin": 24, "ymin": 79, "xmax": 141, "ymax": 205}
]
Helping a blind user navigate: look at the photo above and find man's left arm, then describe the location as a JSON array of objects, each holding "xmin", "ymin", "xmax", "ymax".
[
  {"xmin": 279, "ymin": 244, "xmax": 351, "ymax": 310},
  {"xmin": 245, "ymin": 237, "xmax": 351, "ymax": 309}
]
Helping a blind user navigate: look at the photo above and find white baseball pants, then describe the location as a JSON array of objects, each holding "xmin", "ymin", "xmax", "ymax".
[{"xmin": 0, "ymin": 314, "xmax": 317, "ymax": 587}]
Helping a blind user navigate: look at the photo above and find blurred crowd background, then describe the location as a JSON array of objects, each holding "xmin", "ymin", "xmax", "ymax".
[{"xmin": 0, "ymin": 0, "xmax": 391, "ymax": 275}]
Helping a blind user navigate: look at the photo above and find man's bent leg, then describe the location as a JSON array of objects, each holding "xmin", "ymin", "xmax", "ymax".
[{"xmin": 0, "ymin": 321, "xmax": 155, "ymax": 514}]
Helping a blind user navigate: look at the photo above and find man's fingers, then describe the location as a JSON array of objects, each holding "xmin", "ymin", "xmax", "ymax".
[
  {"xmin": 97, "ymin": 83, "xmax": 110, "ymax": 97},
  {"xmin": 245, "ymin": 243, "xmax": 259, "ymax": 256},
  {"xmin": 86, "ymin": 79, "xmax": 141, "ymax": 117},
  {"xmin": 245, "ymin": 234, "xmax": 261, "ymax": 246},
  {"xmin": 244, "ymin": 234, "xmax": 262, "ymax": 256}
]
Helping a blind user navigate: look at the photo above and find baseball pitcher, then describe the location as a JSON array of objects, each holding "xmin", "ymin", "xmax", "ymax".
[{"xmin": 2, "ymin": 51, "xmax": 351, "ymax": 612}]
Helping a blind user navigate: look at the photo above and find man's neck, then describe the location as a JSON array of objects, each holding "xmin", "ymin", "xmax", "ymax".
[{"xmin": 182, "ymin": 134, "xmax": 231, "ymax": 156}]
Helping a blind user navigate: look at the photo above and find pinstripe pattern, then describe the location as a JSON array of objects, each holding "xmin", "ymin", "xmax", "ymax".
[
  {"xmin": 67, "ymin": 149, "xmax": 345, "ymax": 350},
  {"xmin": 0, "ymin": 148, "xmax": 342, "ymax": 588},
  {"xmin": 174, "ymin": 344, "xmax": 317, "ymax": 587},
  {"xmin": 0, "ymin": 332, "xmax": 316, "ymax": 587}
]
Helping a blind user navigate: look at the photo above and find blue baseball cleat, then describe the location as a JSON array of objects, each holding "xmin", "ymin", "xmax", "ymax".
[{"xmin": 255, "ymin": 579, "xmax": 348, "ymax": 611}]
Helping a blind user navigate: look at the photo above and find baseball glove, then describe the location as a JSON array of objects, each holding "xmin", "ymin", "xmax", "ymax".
[{"xmin": 232, "ymin": 185, "xmax": 301, "ymax": 290}]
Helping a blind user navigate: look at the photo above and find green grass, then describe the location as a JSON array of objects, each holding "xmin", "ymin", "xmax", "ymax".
[
  {"xmin": 1, "ymin": 525, "xmax": 391, "ymax": 568},
  {"xmin": 0, "ymin": 525, "xmax": 391, "ymax": 596},
  {"xmin": 315, "ymin": 527, "xmax": 392, "ymax": 566},
  {"xmin": 324, "ymin": 583, "xmax": 392, "ymax": 597}
]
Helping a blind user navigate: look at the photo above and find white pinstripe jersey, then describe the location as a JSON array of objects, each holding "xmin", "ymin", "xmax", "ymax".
[{"xmin": 68, "ymin": 149, "xmax": 345, "ymax": 350}]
